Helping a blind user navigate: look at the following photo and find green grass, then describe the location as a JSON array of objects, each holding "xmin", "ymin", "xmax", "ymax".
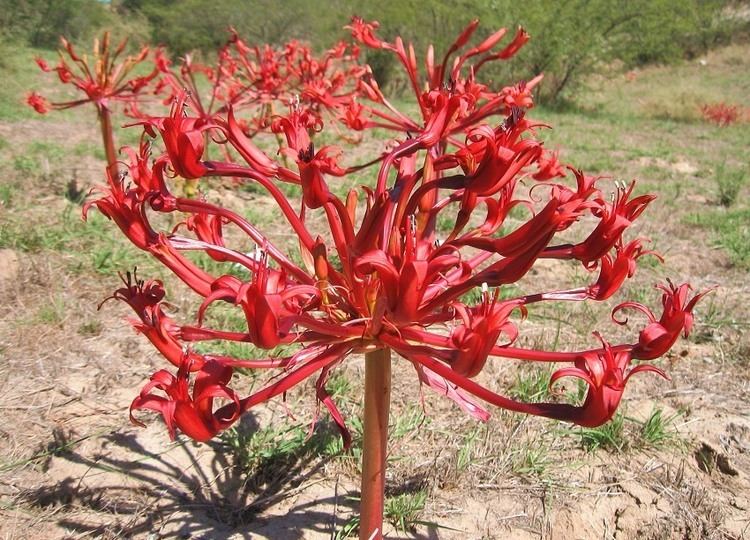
[
  {"xmin": 714, "ymin": 162, "xmax": 747, "ymax": 207},
  {"xmin": 390, "ymin": 406, "xmax": 427, "ymax": 440},
  {"xmin": 0, "ymin": 181, "xmax": 16, "ymax": 207},
  {"xmin": 511, "ymin": 441, "xmax": 550, "ymax": 476},
  {"xmin": 385, "ymin": 490, "xmax": 427, "ymax": 533},
  {"xmin": 575, "ymin": 412, "xmax": 627, "ymax": 452},
  {"xmin": 36, "ymin": 295, "xmax": 66, "ymax": 325},
  {"xmin": 222, "ymin": 418, "xmax": 345, "ymax": 478},
  {"xmin": 0, "ymin": 44, "xmax": 47, "ymax": 121},
  {"xmin": 687, "ymin": 208, "xmax": 750, "ymax": 269},
  {"xmin": 510, "ymin": 367, "xmax": 553, "ymax": 403},
  {"xmin": 77, "ymin": 320, "xmax": 103, "ymax": 337},
  {"xmin": 333, "ymin": 516, "xmax": 360, "ymax": 539},
  {"xmin": 637, "ymin": 408, "xmax": 682, "ymax": 449},
  {"xmin": 326, "ymin": 372, "xmax": 353, "ymax": 400},
  {"xmin": 582, "ymin": 45, "xmax": 750, "ymax": 122},
  {"xmin": 0, "ymin": 205, "xmax": 149, "ymax": 275},
  {"xmin": 568, "ymin": 408, "xmax": 683, "ymax": 453},
  {"xmin": 26, "ymin": 141, "xmax": 67, "ymax": 161},
  {"xmin": 13, "ymin": 154, "xmax": 39, "ymax": 174},
  {"xmin": 455, "ymin": 425, "xmax": 482, "ymax": 472}
]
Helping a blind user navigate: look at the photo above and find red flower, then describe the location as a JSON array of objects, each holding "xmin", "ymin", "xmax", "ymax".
[
  {"xmin": 142, "ymin": 94, "xmax": 211, "ymax": 179},
  {"xmin": 544, "ymin": 181, "xmax": 655, "ymax": 265},
  {"xmin": 548, "ymin": 335, "xmax": 667, "ymax": 427},
  {"xmin": 26, "ymin": 92, "xmax": 50, "ymax": 114},
  {"xmin": 33, "ymin": 32, "xmax": 159, "ymax": 113},
  {"xmin": 701, "ymin": 102, "xmax": 742, "ymax": 126},
  {"xmin": 296, "ymin": 144, "xmax": 346, "ymax": 209},
  {"xmin": 235, "ymin": 251, "xmax": 318, "ymax": 348},
  {"xmin": 130, "ymin": 355, "xmax": 240, "ymax": 442},
  {"xmin": 86, "ymin": 21, "xmax": 704, "ymax": 447},
  {"xmin": 533, "ymin": 149, "xmax": 566, "ymax": 181},
  {"xmin": 615, "ymin": 281, "xmax": 710, "ymax": 360},
  {"xmin": 449, "ymin": 290, "xmax": 522, "ymax": 377},
  {"xmin": 101, "ymin": 272, "xmax": 205, "ymax": 370}
]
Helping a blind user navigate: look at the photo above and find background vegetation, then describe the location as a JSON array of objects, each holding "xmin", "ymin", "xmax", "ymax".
[{"xmin": 2, "ymin": 0, "xmax": 748, "ymax": 105}]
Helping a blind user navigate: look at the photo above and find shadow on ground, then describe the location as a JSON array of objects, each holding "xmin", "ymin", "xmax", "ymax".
[{"xmin": 16, "ymin": 413, "xmax": 367, "ymax": 539}]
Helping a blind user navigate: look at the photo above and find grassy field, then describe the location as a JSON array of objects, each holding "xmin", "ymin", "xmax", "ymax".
[{"xmin": 0, "ymin": 42, "xmax": 749, "ymax": 540}]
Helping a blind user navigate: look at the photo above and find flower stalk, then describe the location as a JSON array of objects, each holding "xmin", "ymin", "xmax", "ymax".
[
  {"xmin": 359, "ymin": 347, "xmax": 392, "ymax": 540},
  {"xmin": 98, "ymin": 106, "xmax": 119, "ymax": 178}
]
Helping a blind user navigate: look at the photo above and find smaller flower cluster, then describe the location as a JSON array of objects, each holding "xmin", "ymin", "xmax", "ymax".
[
  {"xmin": 700, "ymin": 102, "xmax": 746, "ymax": 126},
  {"xmin": 148, "ymin": 31, "xmax": 366, "ymax": 135},
  {"xmin": 28, "ymin": 32, "xmax": 158, "ymax": 114}
]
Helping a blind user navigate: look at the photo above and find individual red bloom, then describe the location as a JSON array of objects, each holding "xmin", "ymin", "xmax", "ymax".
[
  {"xmin": 614, "ymin": 281, "xmax": 710, "ymax": 360},
  {"xmin": 83, "ymin": 168, "xmax": 158, "ymax": 251},
  {"xmin": 101, "ymin": 271, "xmax": 204, "ymax": 370},
  {"xmin": 296, "ymin": 144, "xmax": 346, "ymax": 209},
  {"xmin": 26, "ymin": 92, "xmax": 50, "ymax": 114},
  {"xmin": 589, "ymin": 239, "xmax": 661, "ymax": 301},
  {"xmin": 145, "ymin": 94, "xmax": 211, "ymax": 179},
  {"xmin": 235, "ymin": 252, "xmax": 319, "ymax": 348},
  {"xmin": 548, "ymin": 335, "xmax": 667, "ymax": 427},
  {"xmin": 449, "ymin": 290, "xmax": 522, "ymax": 377},
  {"xmin": 576, "ymin": 182, "xmax": 654, "ymax": 264},
  {"xmin": 499, "ymin": 74, "xmax": 543, "ymax": 111},
  {"xmin": 544, "ymin": 181, "xmax": 655, "ymax": 265},
  {"xmin": 130, "ymin": 355, "xmax": 240, "ymax": 442},
  {"xmin": 346, "ymin": 17, "xmax": 388, "ymax": 50},
  {"xmin": 272, "ymin": 107, "xmax": 320, "ymax": 155},
  {"xmin": 533, "ymin": 149, "xmax": 566, "ymax": 181},
  {"xmin": 340, "ymin": 98, "xmax": 372, "ymax": 131}
]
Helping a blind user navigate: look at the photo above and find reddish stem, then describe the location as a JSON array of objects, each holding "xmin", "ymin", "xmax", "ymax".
[
  {"xmin": 98, "ymin": 107, "xmax": 118, "ymax": 178},
  {"xmin": 359, "ymin": 347, "xmax": 391, "ymax": 540}
]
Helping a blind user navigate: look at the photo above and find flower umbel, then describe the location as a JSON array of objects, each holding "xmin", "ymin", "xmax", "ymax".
[{"xmin": 85, "ymin": 20, "xmax": 706, "ymax": 538}]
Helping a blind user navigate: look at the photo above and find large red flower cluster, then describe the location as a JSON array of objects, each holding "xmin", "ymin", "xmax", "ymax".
[{"xmin": 84, "ymin": 19, "xmax": 705, "ymax": 444}]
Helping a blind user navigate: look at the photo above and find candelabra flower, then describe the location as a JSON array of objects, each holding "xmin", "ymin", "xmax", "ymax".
[
  {"xmin": 86, "ymin": 19, "xmax": 706, "ymax": 539},
  {"xmin": 30, "ymin": 32, "xmax": 160, "ymax": 176}
]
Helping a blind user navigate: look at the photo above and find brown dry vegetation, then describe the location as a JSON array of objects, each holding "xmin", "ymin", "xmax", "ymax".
[{"xmin": 1, "ymin": 44, "xmax": 749, "ymax": 539}]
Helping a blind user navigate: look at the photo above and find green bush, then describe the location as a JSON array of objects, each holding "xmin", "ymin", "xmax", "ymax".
[
  {"xmin": 482, "ymin": 0, "xmax": 744, "ymax": 105},
  {"xmin": 2, "ymin": 0, "xmax": 744, "ymax": 104},
  {"xmin": 0, "ymin": 0, "xmax": 112, "ymax": 48},
  {"xmin": 0, "ymin": 0, "xmax": 151, "ymax": 50}
]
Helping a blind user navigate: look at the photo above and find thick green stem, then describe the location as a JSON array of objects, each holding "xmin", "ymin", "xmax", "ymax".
[
  {"xmin": 359, "ymin": 347, "xmax": 391, "ymax": 540},
  {"xmin": 98, "ymin": 107, "xmax": 118, "ymax": 178}
]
